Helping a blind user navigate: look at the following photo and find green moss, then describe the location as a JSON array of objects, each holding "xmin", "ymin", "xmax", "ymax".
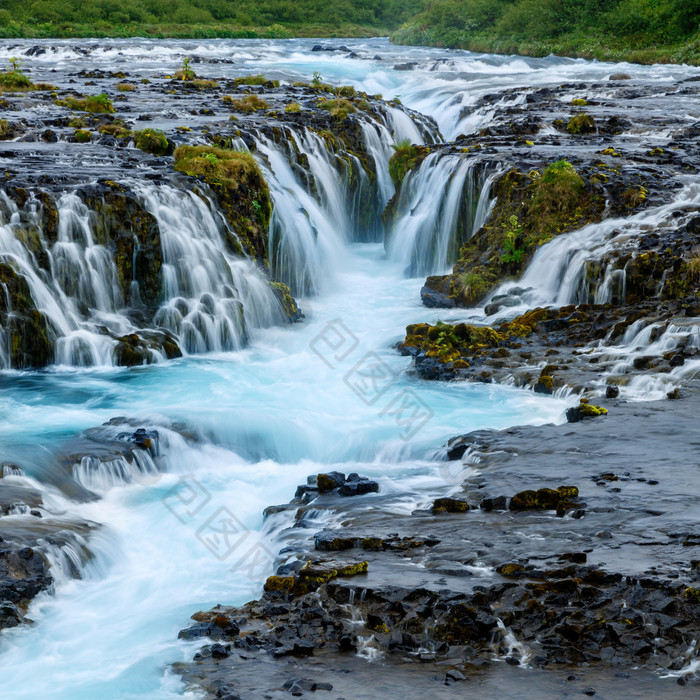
[
  {"xmin": 285, "ymin": 101, "xmax": 302, "ymax": 113},
  {"xmin": 133, "ymin": 128, "xmax": 169, "ymax": 155},
  {"xmin": 497, "ymin": 563, "xmax": 526, "ymax": 577},
  {"xmin": 336, "ymin": 561, "xmax": 369, "ymax": 576},
  {"xmin": 684, "ymin": 587, "xmax": 700, "ymax": 603},
  {"xmin": 432, "ymin": 497, "xmax": 470, "ymax": 513},
  {"xmin": 510, "ymin": 485, "xmax": 579, "ymax": 511},
  {"xmin": 566, "ymin": 113, "xmax": 596, "ymax": 134},
  {"xmin": 316, "ymin": 473, "xmax": 338, "ymax": 492},
  {"xmin": 268, "ymin": 281, "xmax": 300, "ymax": 321},
  {"xmin": 317, "ymin": 96, "xmax": 356, "ymax": 120},
  {"xmin": 56, "ymin": 93, "xmax": 115, "ymax": 113},
  {"xmin": 403, "ymin": 320, "xmax": 507, "ymax": 365},
  {"xmin": 174, "ymin": 144, "xmax": 272, "ymax": 262},
  {"xmin": 263, "ymin": 575, "xmax": 294, "ymax": 592},
  {"xmin": 0, "ymin": 119, "xmax": 11, "ymax": 138},
  {"xmin": 234, "ymin": 74, "xmax": 279, "ymax": 87},
  {"xmin": 538, "ymin": 374, "xmax": 554, "ymax": 389},
  {"xmin": 175, "ymin": 145, "xmax": 257, "ymax": 188},
  {"xmin": 73, "ymin": 129, "xmax": 91, "ymax": 142},
  {"xmin": 223, "ymin": 94, "xmax": 269, "ymax": 112},
  {"xmin": 388, "ymin": 139, "xmax": 425, "ymax": 186},
  {"xmin": 116, "ymin": 82, "xmax": 137, "ymax": 92},
  {"xmin": 578, "ymin": 401, "xmax": 608, "ymax": 417},
  {"xmin": 98, "ymin": 122, "xmax": 131, "ymax": 138},
  {"xmin": 571, "ymin": 98, "xmax": 588, "ymax": 106}
]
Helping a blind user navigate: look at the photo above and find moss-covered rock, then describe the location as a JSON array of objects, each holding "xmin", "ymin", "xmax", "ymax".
[
  {"xmin": 133, "ymin": 128, "xmax": 169, "ymax": 156},
  {"xmin": 0, "ymin": 261, "xmax": 52, "ymax": 368},
  {"xmin": 174, "ymin": 145, "xmax": 272, "ymax": 263},
  {"xmin": 510, "ymin": 485, "xmax": 579, "ymax": 511},
  {"xmin": 77, "ymin": 181, "xmax": 162, "ymax": 311},
  {"xmin": 432, "ymin": 497, "xmax": 470, "ymax": 513},
  {"xmin": 422, "ymin": 160, "xmax": 604, "ymax": 308},
  {"xmin": 264, "ymin": 560, "xmax": 369, "ymax": 597},
  {"xmin": 566, "ymin": 113, "xmax": 596, "ymax": 134},
  {"xmin": 268, "ymin": 281, "xmax": 302, "ymax": 322},
  {"xmin": 388, "ymin": 140, "xmax": 428, "ymax": 186}
]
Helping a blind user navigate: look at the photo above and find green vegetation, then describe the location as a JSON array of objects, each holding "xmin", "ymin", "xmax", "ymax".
[
  {"xmin": 0, "ymin": 0, "xmax": 426, "ymax": 39},
  {"xmin": 566, "ymin": 113, "xmax": 596, "ymax": 134},
  {"xmin": 423, "ymin": 160, "xmax": 602, "ymax": 307},
  {"xmin": 0, "ymin": 58, "xmax": 34, "ymax": 91},
  {"xmin": 133, "ymin": 128, "xmax": 169, "ymax": 155},
  {"xmin": 223, "ymin": 94, "xmax": 269, "ymax": 112},
  {"xmin": 388, "ymin": 139, "xmax": 425, "ymax": 186},
  {"xmin": 393, "ymin": 0, "xmax": 700, "ymax": 65},
  {"xmin": 317, "ymin": 96, "xmax": 356, "ymax": 120},
  {"xmin": 56, "ymin": 93, "xmax": 115, "ymax": 113},
  {"xmin": 284, "ymin": 101, "xmax": 302, "ymax": 113},
  {"xmin": 73, "ymin": 128, "xmax": 91, "ymax": 142},
  {"xmin": 174, "ymin": 56, "xmax": 195, "ymax": 80},
  {"xmin": 174, "ymin": 145, "xmax": 260, "ymax": 188}
]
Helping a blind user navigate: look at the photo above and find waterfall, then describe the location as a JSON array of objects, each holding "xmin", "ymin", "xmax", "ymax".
[
  {"xmin": 494, "ymin": 181, "xmax": 700, "ymax": 308},
  {"xmin": 386, "ymin": 154, "xmax": 501, "ymax": 276},
  {"xmin": 0, "ymin": 181, "xmax": 290, "ymax": 368},
  {"xmin": 136, "ymin": 183, "xmax": 286, "ymax": 354}
]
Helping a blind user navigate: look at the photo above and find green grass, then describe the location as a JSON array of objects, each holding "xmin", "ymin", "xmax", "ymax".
[
  {"xmin": 173, "ymin": 145, "xmax": 261, "ymax": 189},
  {"xmin": 56, "ymin": 93, "xmax": 115, "ymax": 113},
  {"xmin": 392, "ymin": 0, "xmax": 700, "ymax": 66},
  {"xmin": 0, "ymin": 0, "xmax": 426, "ymax": 39}
]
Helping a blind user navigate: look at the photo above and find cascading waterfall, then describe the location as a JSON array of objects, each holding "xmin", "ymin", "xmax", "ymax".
[
  {"xmin": 387, "ymin": 154, "xmax": 501, "ymax": 276},
  {"xmin": 2, "ymin": 36, "xmax": 699, "ymax": 700},
  {"xmin": 137, "ymin": 183, "xmax": 286, "ymax": 353},
  {"xmin": 255, "ymin": 110, "xmax": 433, "ymax": 295},
  {"xmin": 492, "ymin": 181, "xmax": 700, "ymax": 308}
]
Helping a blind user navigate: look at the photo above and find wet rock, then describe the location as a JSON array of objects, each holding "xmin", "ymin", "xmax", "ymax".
[
  {"xmin": 0, "ymin": 542, "xmax": 52, "ymax": 629},
  {"xmin": 432, "ymin": 497, "xmax": 469, "ymax": 513}
]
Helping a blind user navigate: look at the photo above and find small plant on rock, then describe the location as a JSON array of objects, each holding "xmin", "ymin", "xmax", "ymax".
[{"xmin": 174, "ymin": 56, "xmax": 196, "ymax": 81}]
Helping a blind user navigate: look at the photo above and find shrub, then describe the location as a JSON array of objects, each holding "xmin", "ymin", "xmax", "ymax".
[
  {"xmin": 174, "ymin": 56, "xmax": 195, "ymax": 81},
  {"xmin": 0, "ymin": 57, "xmax": 33, "ymax": 91}
]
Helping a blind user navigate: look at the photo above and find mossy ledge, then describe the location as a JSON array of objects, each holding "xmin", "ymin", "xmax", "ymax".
[
  {"xmin": 173, "ymin": 145, "xmax": 272, "ymax": 263},
  {"xmin": 423, "ymin": 159, "xmax": 605, "ymax": 308}
]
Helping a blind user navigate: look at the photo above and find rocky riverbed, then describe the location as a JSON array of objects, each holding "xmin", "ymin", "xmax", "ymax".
[{"xmin": 177, "ymin": 383, "xmax": 700, "ymax": 698}]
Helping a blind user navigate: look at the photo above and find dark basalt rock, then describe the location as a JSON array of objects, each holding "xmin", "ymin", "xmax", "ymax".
[
  {"xmin": 0, "ymin": 542, "xmax": 52, "ymax": 629},
  {"xmin": 0, "ymin": 261, "xmax": 52, "ymax": 368}
]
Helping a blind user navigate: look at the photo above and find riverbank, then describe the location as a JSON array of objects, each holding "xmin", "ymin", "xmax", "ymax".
[
  {"xmin": 391, "ymin": 29, "xmax": 700, "ymax": 67},
  {"xmin": 178, "ymin": 382, "xmax": 700, "ymax": 697}
]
